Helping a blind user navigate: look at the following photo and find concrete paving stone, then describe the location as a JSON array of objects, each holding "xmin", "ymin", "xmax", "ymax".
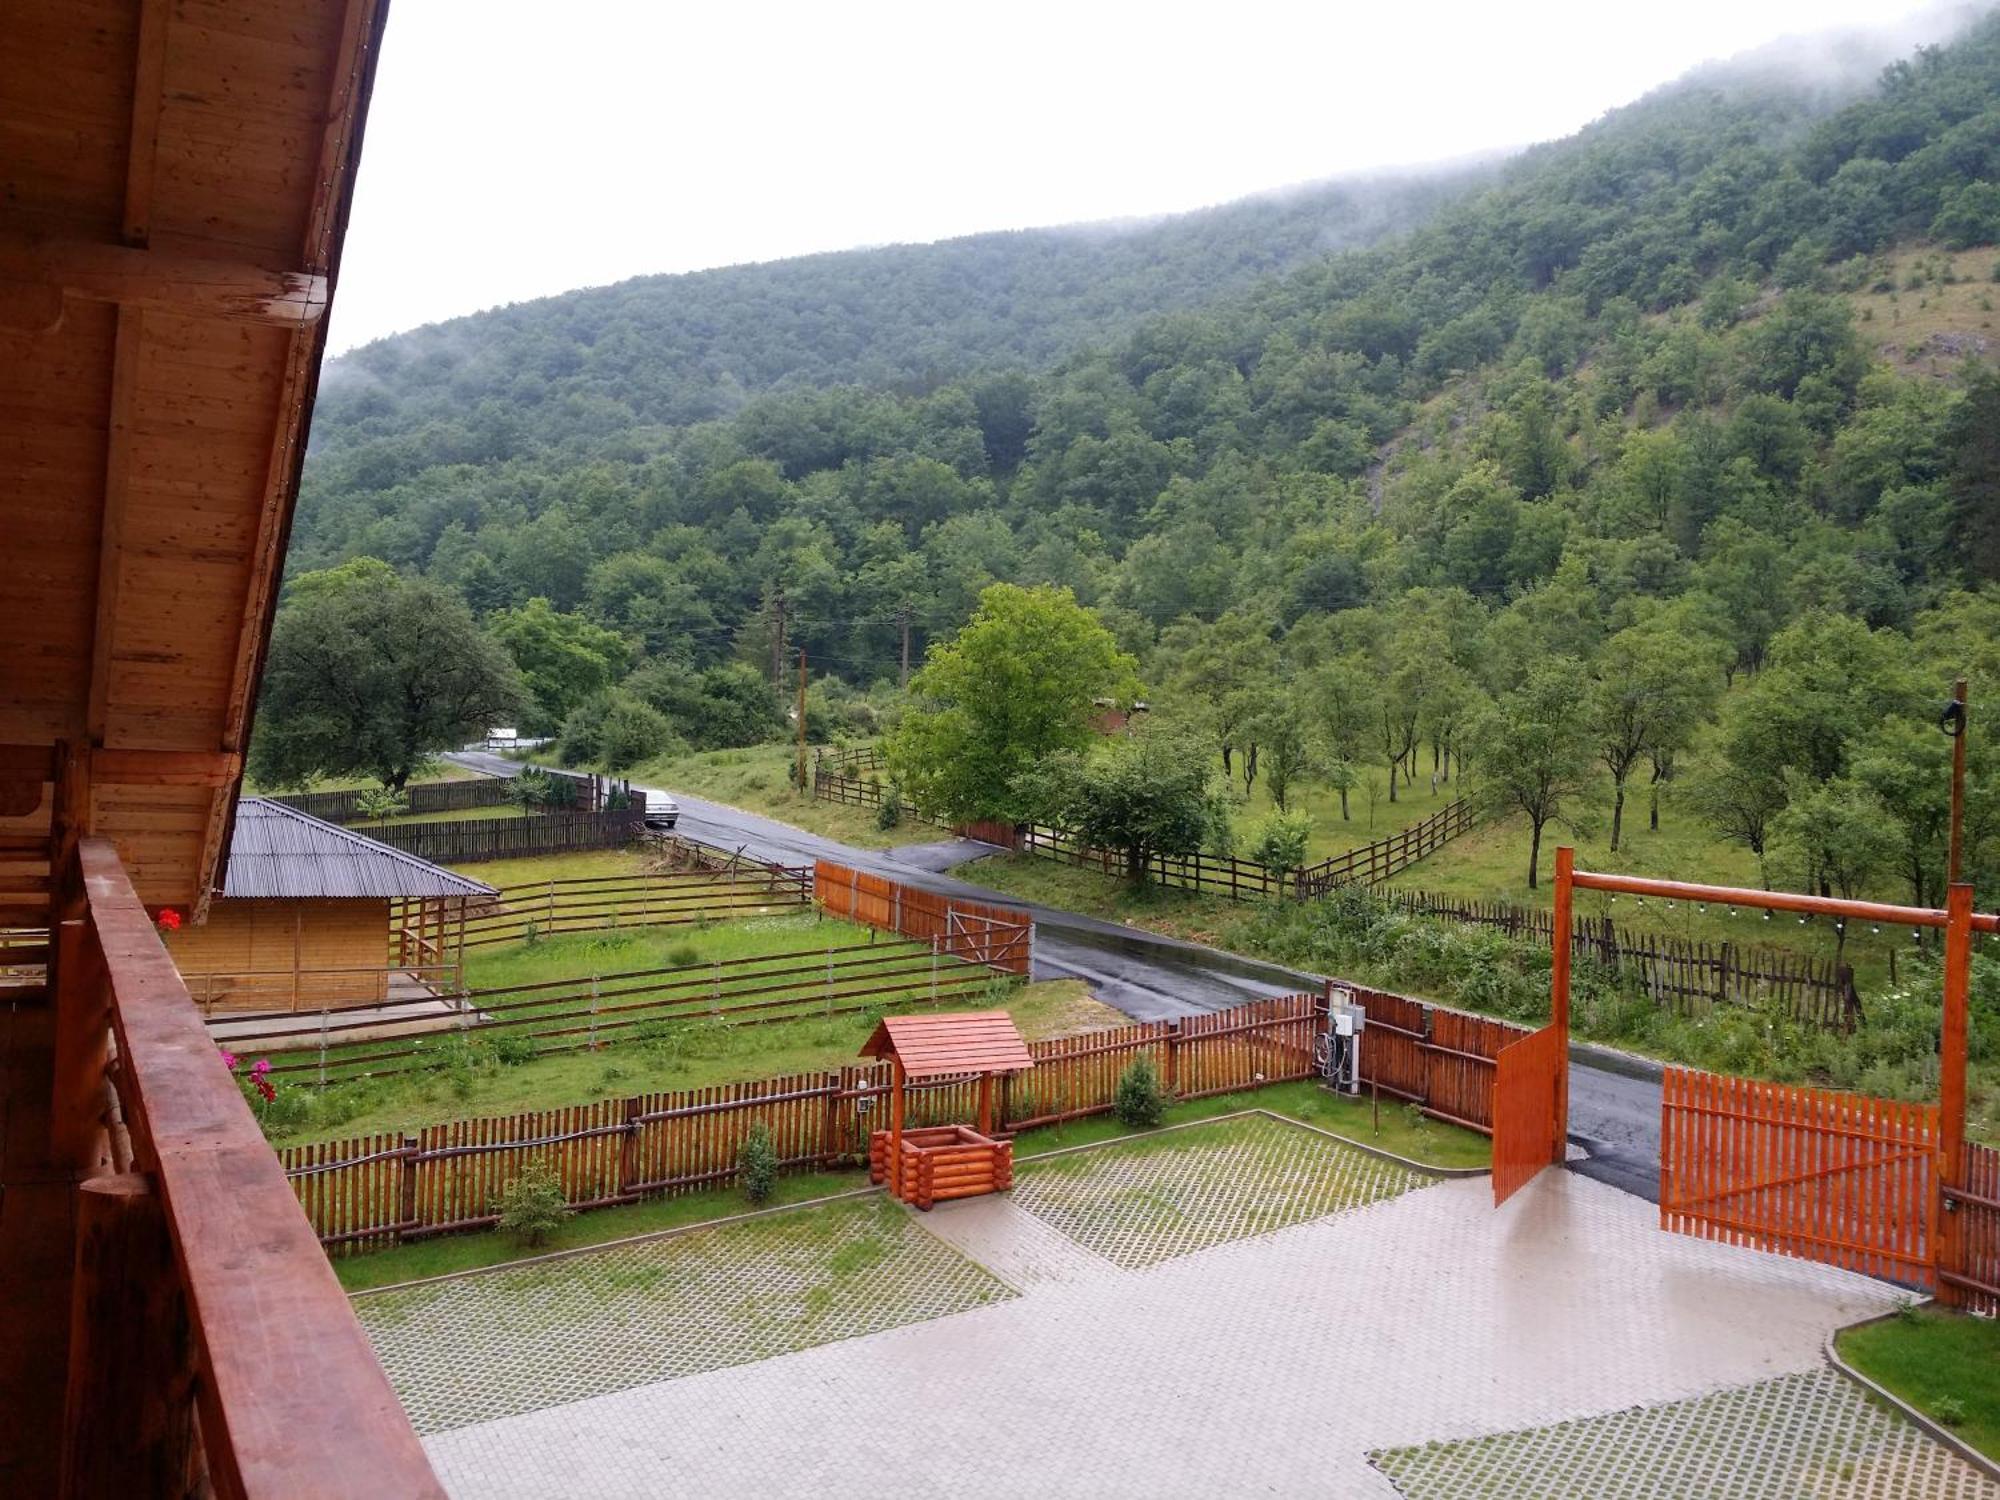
[{"xmin": 422, "ymin": 1161, "xmax": 1922, "ymax": 1499}]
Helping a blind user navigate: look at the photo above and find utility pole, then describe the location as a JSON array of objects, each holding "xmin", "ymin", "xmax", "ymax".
[
  {"xmin": 1947, "ymin": 677, "xmax": 1968, "ymax": 885},
  {"xmin": 898, "ymin": 602, "xmax": 912, "ymax": 691},
  {"xmin": 795, "ymin": 648, "xmax": 809, "ymax": 794}
]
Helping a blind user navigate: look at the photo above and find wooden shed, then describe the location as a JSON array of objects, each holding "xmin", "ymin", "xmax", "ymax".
[
  {"xmin": 164, "ymin": 798, "xmax": 493, "ymax": 1014},
  {"xmin": 860, "ymin": 1011, "xmax": 1033, "ymax": 1209}
]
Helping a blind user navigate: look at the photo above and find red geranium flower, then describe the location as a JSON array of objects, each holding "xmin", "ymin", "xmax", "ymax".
[{"xmin": 155, "ymin": 908, "xmax": 183, "ymax": 932}]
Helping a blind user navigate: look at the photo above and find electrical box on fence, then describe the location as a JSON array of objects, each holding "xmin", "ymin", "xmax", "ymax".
[{"xmin": 1318, "ymin": 987, "xmax": 1365, "ymax": 1095}]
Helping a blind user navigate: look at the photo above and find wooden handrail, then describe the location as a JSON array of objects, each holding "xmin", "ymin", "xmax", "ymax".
[{"xmin": 70, "ymin": 838, "xmax": 442, "ymax": 1498}]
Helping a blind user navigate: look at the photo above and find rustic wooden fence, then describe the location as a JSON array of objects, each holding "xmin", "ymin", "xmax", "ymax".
[
  {"xmin": 814, "ymin": 860, "xmax": 1033, "ymax": 974},
  {"xmin": 246, "ymin": 935, "xmax": 1020, "ymax": 1084},
  {"xmin": 356, "ymin": 806, "xmax": 649, "ymax": 864},
  {"xmin": 1491, "ymin": 1023, "xmax": 1566, "ymax": 1206},
  {"xmin": 274, "ymin": 777, "xmax": 517, "ymax": 824},
  {"xmin": 281, "ymin": 994, "xmax": 1329, "ymax": 1252},
  {"xmin": 810, "ymin": 749, "xmax": 1476, "ymax": 901},
  {"xmin": 1947, "ymin": 1140, "xmax": 2000, "ymax": 1314},
  {"xmin": 458, "ymin": 865, "xmax": 813, "ymax": 950},
  {"xmin": 1660, "ymin": 1068, "xmax": 1939, "ymax": 1288},
  {"xmin": 1385, "ymin": 889, "xmax": 1862, "ymax": 1031}
]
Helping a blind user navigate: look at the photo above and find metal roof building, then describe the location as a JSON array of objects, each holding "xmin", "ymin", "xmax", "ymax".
[{"xmin": 220, "ymin": 798, "xmax": 495, "ymax": 901}]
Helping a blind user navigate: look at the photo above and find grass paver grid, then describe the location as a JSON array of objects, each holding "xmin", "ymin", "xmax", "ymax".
[
  {"xmin": 1010, "ymin": 1114, "xmax": 1427, "ymax": 1269},
  {"xmin": 1372, "ymin": 1368, "xmax": 2000, "ymax": 1500},
  {"xmin": 354, "ymin": 1196, "xmax": 1013, "ymax": 1434}
]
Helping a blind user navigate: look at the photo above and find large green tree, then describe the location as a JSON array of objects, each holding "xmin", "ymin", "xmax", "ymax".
[
  {"xmin": 1472, "ymin": 659, "xmax": 1595, "ymax": 889},
  {"xmin": 488, "ymin": 597, "xmax": 632, "ymax": 734},
  {"xmin": 1589, "ymin": 621, "xmax": 1724, "ymax": 852},
  {"xmin": 889, "ymin": 584, "xmax": 1138, "ymax": 824},
  {"xmin": 1014, "ymin": 730, "xmax": 1228, "ymax": 883},
  {"xmin": 251, "ymin": 572, "xmax": 523, "ymax": 790}
]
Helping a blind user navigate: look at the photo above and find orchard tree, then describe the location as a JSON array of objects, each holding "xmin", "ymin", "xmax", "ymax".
[
  {"xmin": 1014, "ymin": 730, "xmax": 1227, "ymax": 884},
  {"xmin": 1589, "ymin": 622, "xmax": 1725, "ymax": 852},
  {"xmin": 1248, "ymin": 696, "xmax": 1320, "ymax": 813},
  {"xmin": 250, "ymin": 574, "xmax": 523, "ymax": 790},
  {"xmin": 889, "ymin": 584, "xmax": 1138, "ymax": 823},
  {"xmin": 1472, "ymin": 659, "xmax": 1595, "ymax": 889},
  {"xmin": 1770, "ymin": 779, "xmax": 1896, "ymax": 924},
  {"xmin": 1314, "ymin": 654, "xmax": 1377, "ymax": 819}
]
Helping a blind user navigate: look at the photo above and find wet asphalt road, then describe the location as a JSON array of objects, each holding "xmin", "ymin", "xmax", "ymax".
[{"xmin": 448, "ymin": 751, "xmax": 1663, "ymax": 1199}]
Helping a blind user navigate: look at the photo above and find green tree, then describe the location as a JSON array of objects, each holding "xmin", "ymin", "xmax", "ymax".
[
  {"xmin": 890, "ymin": 584, "xmax": 1138, "ymax": 823},
  {"xmin": 1472, "ymin": 660, "xmax": 1595, "ymax": 888},
  {"xmin": 1013, "ymin": 730, "xmax": 1227, "ymax": 883},
  {"xmin": 1589, "ymin": 623, "xmax": 1725, "ymax": 852},
  {"xmin": 1314, "ymin": 655, "xmax": 1377, "ymax": 819},
  {"xmin": 488, "ymin": 597, "xmax": 632, "ymax": 734},
  {"xmin": 1248, "ymin": 697, "xmax": 1319, "ymax": 813},
  {"xmin": 250, "ymin": 575, "xmax": 522, "ymax": 790},
  {"xmin": 1249, "ymin": 810, "xmax": 1314, "ymax": 879},
  {"xmin": 1770, "ymin": 779, "xmax": 1896, "ymax": 918}
]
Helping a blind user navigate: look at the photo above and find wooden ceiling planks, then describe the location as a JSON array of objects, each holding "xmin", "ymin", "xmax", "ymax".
[{"xmin": 0, "ymin": 0, "xmax": 389, "ymax": 907}]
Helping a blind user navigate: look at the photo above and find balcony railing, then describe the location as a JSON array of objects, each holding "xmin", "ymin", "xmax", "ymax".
[{"xmin": 51, "ymin": 837, "xmax": 441, "ymax": 1496}]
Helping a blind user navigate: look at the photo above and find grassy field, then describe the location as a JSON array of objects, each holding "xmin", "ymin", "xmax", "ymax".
[
  {"xmin": 263, "ymin": 977, "xmax": 1121, "ymax": 1148},
  {"xmin": 1224, "ymin": 757, "xmax": 1461, "ymax": 862},
  {"xmin": 1847, "ymin": 244, "xmax": 2000, "ymax": 378},
  {"xmin": 242, "ymin": 761, "xmax": 480, "ymax": 796},
  {"xmin": 1385, "ymin": 771, "xmax": 1913, "ymax": 992},
  {"xmin": 1838, "ymin": 1305, "xmax": 2000, "ymax": 1460},
  {"xmin": 964, "ymin": 853, "xmax": 1244, "ymax": 945},
  {"xmin": 352, "ymin": 803, "xmax": 521, "ymax": 828},
  {"xmin": 459, "ymin": 911, "xmax": 874, "ymax": 992},
  {"xmin": 329, "ymin": 1077, "xmax": 1490, "ymax": 1291},
  {"xmin": 631, "ymin": 743, "xmax": 914, "ymax": 849},
  {"xmin": 445, "ymin": 848, "xmax": 652, "ymax": 886}
]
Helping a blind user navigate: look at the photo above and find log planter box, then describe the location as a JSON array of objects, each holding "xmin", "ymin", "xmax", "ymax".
[{"xmin": 870, "ymin": 1125, "xmax": 1014, "ymax": 1210}]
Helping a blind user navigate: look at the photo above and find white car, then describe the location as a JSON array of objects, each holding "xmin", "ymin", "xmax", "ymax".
[{"xmin": 643, "ymin": 793, "xmax": 680, "ymax": 831}]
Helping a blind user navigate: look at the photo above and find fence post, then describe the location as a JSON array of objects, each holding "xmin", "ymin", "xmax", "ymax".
[
  {"xmin": 712, "ymin": 960, "xmax": 722, "ymax": 1017},
  {"xmin": 825, "ymin": 947, "xmax": 834, "ymax": 1014},
  {"xmin": 398, "ymin": 1134, "xmax": 419, "ymax": 1240},
  {"xmin": 1164, "ymin": 1019, "xmax": 1181, "ymax": 1097},
  {"xmin": 318, "ymin": 1004, "xmax": 330, "ymax": 1088},
  {"xmin": 620, "ymin": 1097, "xmax": 642, "ymax": 1198},
  {"xmin": 930, "ymin": 935, "xmax": 940, "ymax": 1004},
  {"xmin": 589, "ymin": 973, "xmax": 600, "ymax": 1051}
]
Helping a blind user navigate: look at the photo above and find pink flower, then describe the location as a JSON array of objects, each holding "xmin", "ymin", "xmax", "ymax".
[
  {"xmin": 219, "ymin": 1049, "xmax": 239, "ymax": 1072},
  {"xmin": 251, "ymin": 1058, "xmax": 271, "ymax": 1077}
]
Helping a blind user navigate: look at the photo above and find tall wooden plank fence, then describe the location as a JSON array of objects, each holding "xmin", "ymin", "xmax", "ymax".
[
  {"xmin": 814, "ymin": 860, "xmax": 1032, "ymax": 974},
  {"xmin": 1342, "ymin": 984, "xmax": 1533, "ymax": 1135},
  {"xmin": 1946, "ymin": 1141, "xmax": 2000, "ymax": 1313}
]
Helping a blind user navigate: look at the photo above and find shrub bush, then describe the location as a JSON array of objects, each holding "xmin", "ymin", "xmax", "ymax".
[
  {"xmin": 876, "ymin": 784, "xmax": 904, "ymax": 830},
  {"xmin": 738, "ymin": 1121, "xmax": 778, "ymax": 1204},
  {"xmin": 1114, "ymin": 1056, "xmax": 1168, "ymax": 1128},
  {"xmin": 353, "ymin": 786, "xmax": 409, "ymax": 821},
  {"xmin": 493, "ymin": 1158, "xmax": 571, "ymax": 1247},
  {"xmin": 493, "ymin": 1032, "xmax": 537, "ymax": 1066}
]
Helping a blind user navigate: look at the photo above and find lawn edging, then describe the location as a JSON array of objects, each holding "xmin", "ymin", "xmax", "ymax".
[{"xmin": 1825, "ymin": 1305, "xmax": 2000, "ymax": 1480}]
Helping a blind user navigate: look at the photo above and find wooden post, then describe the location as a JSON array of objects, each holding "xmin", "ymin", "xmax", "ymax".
[
  {"xmin": 1164, "ymin": 1018, "xmax": 1181, "ymax": 1096},
  {"xmin": 795, "ymin": 648, "xmax": 809, "ymax": 794},
  {"xmin": 889, "ymin": 1057, "xmax": 906, "ymax": 1201},
  {"xmin": 398, "ymin": 1135, "xmax": 419, "ymax": 1239},
  {"xmin": 291, "ymin": 904, "xmax": 303, "ymax": 1012},
  {"xmin": 977, "ymin": 1073, "xmax": 994, "ymax": 1136},
  {"xmin": 61, "ymin": 1174, "xmax": 199, "ymax": 1498},
  {"xmin": 1949, "ymin": 678, "xmax": 1968, "ymax": 885},
  {"xmin": 1939, "ymin": 881, "xmax": 1973, "ymax": 1303},
  {"xmin": 1551, "ymin": 846, "xmax": 1574, "ymax": 1155}
]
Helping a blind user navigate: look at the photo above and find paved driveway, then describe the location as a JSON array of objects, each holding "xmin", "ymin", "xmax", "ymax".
[{"xmin": 404, "ymin": 1124, "xmax": 1984, "ymax": 1499}]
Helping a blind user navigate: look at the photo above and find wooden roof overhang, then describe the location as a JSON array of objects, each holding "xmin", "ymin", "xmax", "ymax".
[
  {"xmin": 859, "ymin": 1011, "xmax": 1035, "ymax": 1079},
  {"xmin": 0, "ymin": 0, "xmax": 390, "ymax": 912}
]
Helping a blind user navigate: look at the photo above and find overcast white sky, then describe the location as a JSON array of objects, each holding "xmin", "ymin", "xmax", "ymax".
[{"xmin": 328, "ymin": 0, "xmax": 1956, "ymax": 352}]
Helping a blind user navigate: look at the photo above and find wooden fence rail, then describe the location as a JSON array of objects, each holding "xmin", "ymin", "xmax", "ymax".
[
  {"xmin": 1945, "ymin": 1140, "xmax": 2000, "ymax": 1314},
  {"xmin": 1385, "ymin": 888, "xmax": 1862, "ymax": 1031},
  {"xmin": 282, "ymin": 994, "xmax": 1332, "ymax": 1252},
  {"xmin": 458, "ymin": 866, "xmax": 813, "ymax": 949},
  {"xmin": 811, "ymin": 749, "xmax": 1475, "ymax": 901}
]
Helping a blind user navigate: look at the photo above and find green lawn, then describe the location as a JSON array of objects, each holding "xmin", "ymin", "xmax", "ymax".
[
  {"xmin": 352, "ymin": 803, "xmax": 522, "ymax": 828},
  {"xmin": 330, "ymin": 1078, "xmax": 1490, "ymax": 1291},
  {"xmin": 459, "ymin": 911, "xmax": 868, "ymax": 993},
  {"xmin": 1838, "ymin": 1306, "xmax": 2000, "ymax": 1460},
  {"xmin": 242, "ymin": 761, "xmax": 480, "ymax": 796},
  {"xmin": 445, "ymin": 849, "xmax": 652, "ymax": 886},
  {"xmin": 1225, "ymin": 757, "xmax": 1462, "ymax": 862},
  {"xmin": 964, "ymin": 853, "xmax": 1243, "ymax": 941},
  {"xmin": 262, "ymin": 977, "xmax": 1122, "ymax": 1148},
  {"xmin": 630, "ymin": 743, "xmax": 915, "ymax": 850}
]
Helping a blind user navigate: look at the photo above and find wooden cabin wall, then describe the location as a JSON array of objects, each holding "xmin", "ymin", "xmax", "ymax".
[{"xmin": 166, "ymin": 898, "xmax": 391, "ymax": 1012}]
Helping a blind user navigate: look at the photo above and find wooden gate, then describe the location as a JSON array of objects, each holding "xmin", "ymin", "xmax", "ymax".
[
  {"xmin": 1660, "ymin": 1069, "xmax": 1939, "ymax": 1287},
  {"xmin": 1491, "ymin": 1022, "xmax": 1566, "ymax": 1206}
]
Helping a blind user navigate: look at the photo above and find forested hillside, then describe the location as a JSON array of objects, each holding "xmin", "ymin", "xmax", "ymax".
[{"xmin": 270, "ymin": 10, "xmax": 2000, "ymax": 907}]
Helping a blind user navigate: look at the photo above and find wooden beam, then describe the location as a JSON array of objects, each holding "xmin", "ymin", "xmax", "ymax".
[
  {"xmin": 87, "ymin": 306, "xmax": 142, "ymax": 746},
  {"xmin": 122, "ymin": 0, "xmax": 171, "ymax": 247},
  {"xmin": 93, "ymin": 749, "xmax": 242, "ymax": 788},
  {"xmin": 0, "ymin": 237, "xmax": 327, "ymax": 326}
]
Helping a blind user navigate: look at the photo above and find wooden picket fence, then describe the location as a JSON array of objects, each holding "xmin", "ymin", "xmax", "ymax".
[
  {"xmin": 357, "ymin": 807, "xmax": 649, "ymax": 864},
  {"xmin": 814, "ymin": 860, "xmax": 1032, "ymax": 974},
  {"xmin": 274, "ymin": 776, "xmax": 517, "ymax": 824},
  {"xmin": 809, "ymin": 748, "xmax": 1475, "ymax": 900},
  {"xmin": 1385, "ymin": 889, "xmax": 1862, "ymax": 1031},
  {"xmin": 1946, "ymin": 1140, "xmax": 2000, "ymax": 1314},
  {"xmin": 282, "ymin": 994, "xmax": 1332, "ymax": 1252},
  {"xmin": 1660, "ymin": 1068, "xmax": 1939, "ymax": 1288}
]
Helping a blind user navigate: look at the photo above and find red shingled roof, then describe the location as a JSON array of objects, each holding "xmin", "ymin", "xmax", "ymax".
[{"xmin": 859, "ymin": 1011, "xmax": 1034, "ymax": 1079}]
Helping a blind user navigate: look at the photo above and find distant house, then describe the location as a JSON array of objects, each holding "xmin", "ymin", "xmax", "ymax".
[{"xmin": 164, "ymin": 799, "xmax": 494, "ymax": 1015}]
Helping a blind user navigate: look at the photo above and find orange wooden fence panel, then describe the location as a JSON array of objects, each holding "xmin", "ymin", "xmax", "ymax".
[
  {"xmin": 814, "ymin": 860, "xmax": 1032, "ymax": 974},
  {"xmin": 1946, "ymin": 1140, "xmax": 2000, "ymax": 1313},
  {"xmin": 1344, "ymin": 985, "xmax": 1532, "ymax": 1135},
  {"xmin": 1491, "ymin": 1022, "xmax": 1566, "ymax": 1206},
  {"xmin": 1660, "ymin": 1068, "xmax": 1939, "ymax": 1288}
]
